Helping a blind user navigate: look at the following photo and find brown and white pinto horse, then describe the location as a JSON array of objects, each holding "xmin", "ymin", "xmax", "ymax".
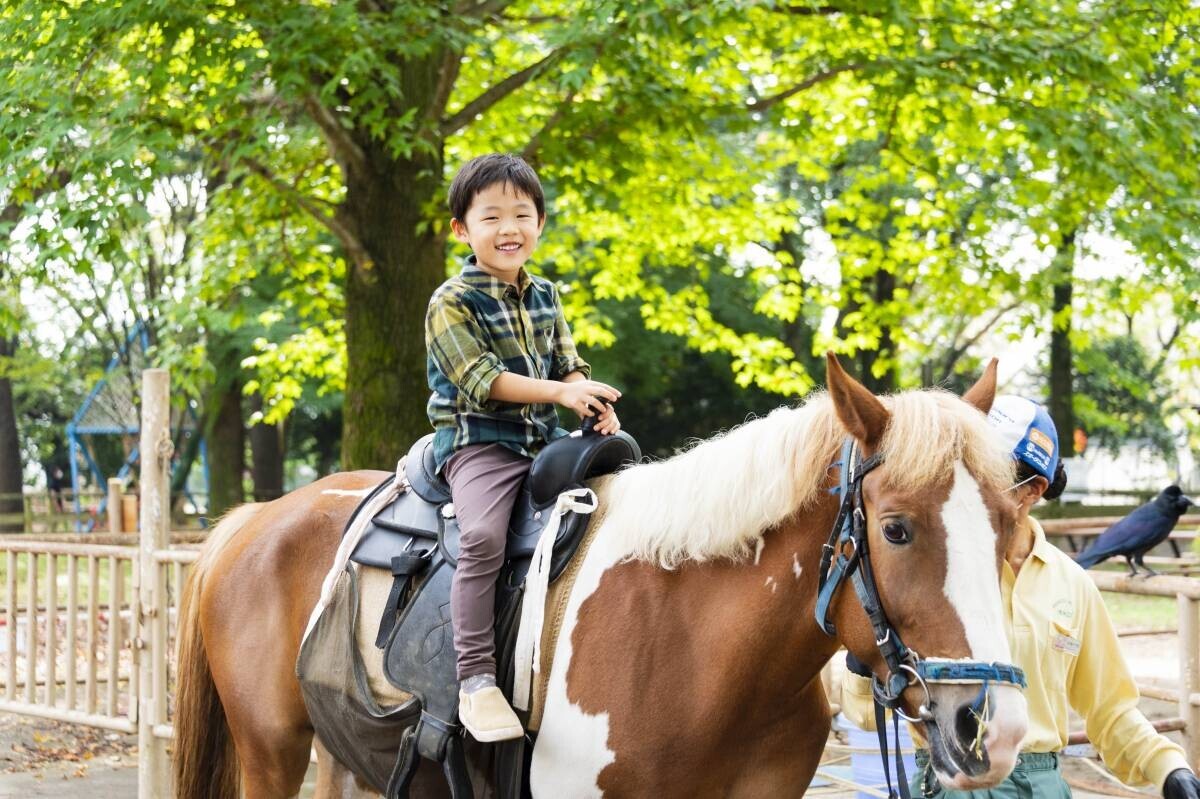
[{"xmin": 174, "ymin": 355, "xmax": 1027, "ymax": 798}]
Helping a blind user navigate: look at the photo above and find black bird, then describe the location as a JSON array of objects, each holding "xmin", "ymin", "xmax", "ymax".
[{"xmin": 1075, "ymin": 486, "xmax": 1195, "ymax": 576}]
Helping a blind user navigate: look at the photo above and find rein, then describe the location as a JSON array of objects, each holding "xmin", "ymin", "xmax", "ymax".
[{"xmin": 814, "ymin": 438, "xmax": 1027, "ymax": 798}]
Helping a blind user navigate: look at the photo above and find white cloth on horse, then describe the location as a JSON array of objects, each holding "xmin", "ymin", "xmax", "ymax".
[
  {"xmin": 302, "ymin": 458, "xmax": 408, "ymax": 643},
  {"xmin": 512, "ymin": 486, "xmax": 598, "ymax": 711}
]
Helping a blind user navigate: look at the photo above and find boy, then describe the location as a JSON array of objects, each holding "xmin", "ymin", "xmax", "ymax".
[{"xmin": 426, "ymin": 153, "xmax": 622, "ymax": 742}]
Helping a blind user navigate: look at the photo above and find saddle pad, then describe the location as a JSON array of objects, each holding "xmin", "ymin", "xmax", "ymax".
[
  {"xmin": 355, "ymin": 564, "xmax": 417, "ymax": 706},
  {"xmin": 526, "ymin": 477, "xmax": 613, "ymax": 732}
]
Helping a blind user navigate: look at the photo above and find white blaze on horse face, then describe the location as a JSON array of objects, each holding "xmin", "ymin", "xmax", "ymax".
[
  {"xmin": 939, "ymin": 462, "xmax": 1010, "ymax": 663},
  {"xmin": 936, "ymin": 461, "xmax": 1027, "ymax": 785},
  {"xmin": 529, "ymin": 529, "xmax": 620, "ymax": 797}
]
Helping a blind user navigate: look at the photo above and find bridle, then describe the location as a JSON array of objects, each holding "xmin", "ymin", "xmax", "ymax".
[{"xmin": 814, "ymin": 438, "xmax": 1027, "ymax": 798}]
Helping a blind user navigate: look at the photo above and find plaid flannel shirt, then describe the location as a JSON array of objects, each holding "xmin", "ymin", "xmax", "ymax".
[{"xmin": 425, "ymin": 256, "xmax": 591, "ymax": 472}]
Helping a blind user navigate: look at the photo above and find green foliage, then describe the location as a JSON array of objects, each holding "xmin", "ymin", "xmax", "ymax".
[
  {"xmin": 1075, "ymin": 336, "xmax": 1178, "ymax": 461},
  {"xmin": 3, "ymin": 0, "xmax": 1200, "ymax": 475}
]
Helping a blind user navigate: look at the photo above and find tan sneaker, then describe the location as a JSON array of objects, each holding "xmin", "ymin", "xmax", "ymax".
[{"xmin": 458, "ymin": 686, "xmax": 524, "ymax": 742}]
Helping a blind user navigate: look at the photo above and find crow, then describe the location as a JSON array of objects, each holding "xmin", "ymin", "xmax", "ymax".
[{"xmin": 1075, "ymin": 485, "xmax": 1195, "ymax": 576}]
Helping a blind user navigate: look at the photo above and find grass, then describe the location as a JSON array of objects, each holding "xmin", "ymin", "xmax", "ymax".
[{"xmin": 1100, "ymin": 591, "xmax": 1178, "ymax": 631}]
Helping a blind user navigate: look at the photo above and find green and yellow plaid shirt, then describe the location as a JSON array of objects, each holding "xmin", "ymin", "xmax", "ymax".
[{"xmin": 425, "ymin": 256, "xmax": 590, "ymax": 472}]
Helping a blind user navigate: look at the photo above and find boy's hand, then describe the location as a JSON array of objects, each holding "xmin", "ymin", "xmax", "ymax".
[
  {"xmin": 594, "ymin": 403, "xmax": 620, "ymax": 436},
  {"xmin": 558, "ymin": 380, "xmax": 621, "ymax": 419}
]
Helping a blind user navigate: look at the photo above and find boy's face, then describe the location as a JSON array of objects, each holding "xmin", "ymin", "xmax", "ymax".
[{"xmin": 451, "ymin": 181, "xmax": 545, "ymax": 283}]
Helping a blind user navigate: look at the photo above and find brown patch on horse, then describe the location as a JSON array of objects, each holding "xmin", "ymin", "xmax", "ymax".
[
  {"xmin": 825, "ymin": 352, "xmax": 890, "ymax": 449},
  {"xmin": 564, "ymin": 504, "xmax": 842, "ymax": 797},
  {"xmin": 961, "ymin": 358, "xmax": 999, "ymax": 414}
]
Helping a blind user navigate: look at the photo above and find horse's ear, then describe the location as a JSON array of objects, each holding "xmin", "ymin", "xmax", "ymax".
[
  {"xmin": 825, "ymin": 352, "xmax": 890, "ymax": 449},
  {"xmin": 962, "ymin": 358, "xmax": 999, "ymax": 414}
]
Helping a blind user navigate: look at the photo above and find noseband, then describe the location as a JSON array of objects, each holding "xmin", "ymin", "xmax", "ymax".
[{"xmin": 814, "ymin": 438, "xmax": 1026, "ymax": 797}]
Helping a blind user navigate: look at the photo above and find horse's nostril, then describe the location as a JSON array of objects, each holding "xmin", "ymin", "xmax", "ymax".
[{"xmin": 955, "ymin": 700, "xmax": 984, "ymax": 754}]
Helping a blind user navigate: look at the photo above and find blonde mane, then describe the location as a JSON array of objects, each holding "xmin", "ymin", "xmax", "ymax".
[{"xmin": 599, "ymin": 390, "xmax": 1015, "ymax": 568}]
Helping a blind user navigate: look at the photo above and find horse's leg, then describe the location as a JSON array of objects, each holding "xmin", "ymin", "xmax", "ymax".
[
  {"xmin": 200, "ymin": 475, "xmax": 387, "ymax": 798},
  {"xmin": 312, "ymin": 737, "xmax": 382, "ymax": 799},
  {"xmin": 203, "ymin": 560, "xmax": 316, "ymax": 798}
]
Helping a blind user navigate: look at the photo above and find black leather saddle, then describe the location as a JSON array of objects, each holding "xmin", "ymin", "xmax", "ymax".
[
  {"xmin": 351, "ymin": 427, "xmax": 638, "ymax": 586},
  {"xmin": 345, "ymin": 426, "xmax": 640, "ymax": 799}
]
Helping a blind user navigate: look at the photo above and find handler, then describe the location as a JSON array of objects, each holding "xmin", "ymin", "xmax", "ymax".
[{"xmin": 842, "ymin": 395, "xmax": 1200, "ymax": 798}]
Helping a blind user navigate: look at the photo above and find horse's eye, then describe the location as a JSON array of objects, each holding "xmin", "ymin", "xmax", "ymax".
[{"xmin": 881, "ymin": 519, "xmax": 912, "ymax": 545}]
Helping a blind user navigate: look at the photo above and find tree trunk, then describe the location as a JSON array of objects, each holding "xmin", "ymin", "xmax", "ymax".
[
  {"xmin": 340, "ymin": 70, "xmax": 446, "ymax": 469},
  {"xmin": 1048, "ymin": 229, "xmax": 1077, "ymax": 458},
  {"xmin": 0, "ymin": 335, "xmax": 23, "ymax": 533},
  {"xmin": 205, "ymin": 372, "xmax": 245, "ymax": 517},
  {"xmin": 248, "ymin": 393, "xmax": 285, "ymax": 502}
]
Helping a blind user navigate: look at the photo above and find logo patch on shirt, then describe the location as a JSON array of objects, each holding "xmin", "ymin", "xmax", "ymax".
[
  {"xmin": 1052, "ymin": 598, "xmax": 1075, "ymax": 622},
  {"xmin": 1051, "ymin": 632, "xmax": 1081, "ymax": 657}
]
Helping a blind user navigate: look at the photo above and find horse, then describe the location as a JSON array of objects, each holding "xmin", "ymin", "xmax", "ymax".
[{"xmin": 174, "ymin": 354, "xmax": 1029, "ymax": 798}]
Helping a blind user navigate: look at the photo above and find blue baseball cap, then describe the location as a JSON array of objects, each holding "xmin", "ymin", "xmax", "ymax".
[{"xmin": 986, "ymin": 395, "xmax": 1060, "ymax": 481}]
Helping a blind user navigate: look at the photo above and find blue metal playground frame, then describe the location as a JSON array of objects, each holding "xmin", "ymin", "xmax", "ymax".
[{"xmin": 65, "ymin": 323, "xmax": 209, "ymax": 530}]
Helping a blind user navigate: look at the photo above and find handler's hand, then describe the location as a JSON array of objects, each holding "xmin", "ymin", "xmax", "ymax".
[
  {"xmin": 1164, "ymin": 769, "xmax": 1200, "ymax": 799},
  {"xmin": 558, "ymin": 380, "xmax": 621, "ymax": 419},
  {"xmin": 593, "ymin": 403, "xmax": 621, "ymax": 436}
]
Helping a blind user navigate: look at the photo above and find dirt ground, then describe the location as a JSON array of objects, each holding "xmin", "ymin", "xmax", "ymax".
[{"xmin": 0, "ymin": 714, "xmax": 137, "ymax": 797}]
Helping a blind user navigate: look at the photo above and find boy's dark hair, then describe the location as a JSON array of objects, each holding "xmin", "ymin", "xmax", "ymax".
[{"xmin": 448, "ymin": 153, "xmax": 545, "ymax": 223}]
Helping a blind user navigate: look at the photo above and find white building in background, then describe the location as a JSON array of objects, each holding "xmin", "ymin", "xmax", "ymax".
[{"xmin": 1062, "ymin": 435, "xmax": 1199, "ymax": 504}]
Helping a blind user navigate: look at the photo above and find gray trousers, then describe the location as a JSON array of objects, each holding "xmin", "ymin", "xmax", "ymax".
[{"xmin": 444, "ymin": 443, "xmax": 532, "ymax": 680}]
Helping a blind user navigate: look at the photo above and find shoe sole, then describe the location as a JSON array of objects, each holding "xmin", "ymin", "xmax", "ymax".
[{"xmin": 461, "ymin": 719, "xmax": 524, "ymax": 743}]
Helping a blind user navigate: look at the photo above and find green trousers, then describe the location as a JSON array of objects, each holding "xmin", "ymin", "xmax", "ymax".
[{"xmin": 912, "ymin": 751, "xmax": 1072, "ymax": 798}]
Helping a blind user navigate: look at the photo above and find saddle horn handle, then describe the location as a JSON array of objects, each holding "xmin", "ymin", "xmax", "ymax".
[{"xmin": 580, "ymin": 398, "xmax": 611, "ymax": 436}]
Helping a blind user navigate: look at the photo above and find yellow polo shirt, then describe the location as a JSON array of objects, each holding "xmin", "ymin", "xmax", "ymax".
[{"xmin": 841, "ymin": 517, "xmax": 1190, "ymax": 790}]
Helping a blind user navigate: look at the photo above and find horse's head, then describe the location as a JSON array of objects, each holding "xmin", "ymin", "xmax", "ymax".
[{"xmin": 823, "ymin": 354, "xmax": 1028, "ymax": 791}]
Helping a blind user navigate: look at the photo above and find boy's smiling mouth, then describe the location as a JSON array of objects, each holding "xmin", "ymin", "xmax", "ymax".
[{"xmin": 497, "ymin": 242, "xmax": 522, "ymax": 252}]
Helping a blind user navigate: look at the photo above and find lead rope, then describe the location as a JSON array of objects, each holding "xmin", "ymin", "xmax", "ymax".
[{"xmin": 873, "ymin": 699, "xmax": 912, "ymax": 799}]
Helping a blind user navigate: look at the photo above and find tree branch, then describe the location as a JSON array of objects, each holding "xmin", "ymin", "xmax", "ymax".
[
  {"xmin": 241, "ymin": 156, "xmax": 370, "ymax": 269},
  {"xmin": 1149, "ymin": 321, "xmax": 1181, "ymax": 379},
  {"xmin": 745, "ymin": 61, "xmax": 868, "ymax": 112},
  {"xmin": 429, "ymin": 50, "xmax": 462, "ymax": 123},
  {"xmin": 455, "ymin": 0, "xmax": 518, "ymax": 18},
  {"xmin": 938, "ymin": 300, "xmax": 1021, "ymax": 381},
  {"xmin": 302, "ymin": 94, "xmax": 368, "ymax": 177},
  {"xmin": 521, "ymin": 90, "xmax": 577, "ymax": 165},
  {"xmin": 441, "ymin": 46, "xmax": 573, "ymax": 136},
  {"xmin": 783, "ymin": 5, "xmax": 856, "ymax": 15}
]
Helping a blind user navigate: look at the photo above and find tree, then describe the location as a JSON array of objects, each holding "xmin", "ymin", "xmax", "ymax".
[{"xmin": 5, "ymin": 0, "xmax": 1199, "ymax": 478}]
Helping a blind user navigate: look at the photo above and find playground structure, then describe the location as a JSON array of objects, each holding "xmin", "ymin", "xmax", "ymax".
[
  {"xmin": 0, "ymin": 368, "xmax": 1195, "ymax": 796},
  {"xmin": 65, "ymin": 323, "xmax": 208, "ymax": 530}
]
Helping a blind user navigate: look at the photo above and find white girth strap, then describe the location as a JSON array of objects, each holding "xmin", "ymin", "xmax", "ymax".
[
  {"xmin": 512, "ymin": 487, "xmax": 598, "ymax": 711},
  {"xmin": 302, "ymin": 458, "xmax": 408, "ymax": 643}
]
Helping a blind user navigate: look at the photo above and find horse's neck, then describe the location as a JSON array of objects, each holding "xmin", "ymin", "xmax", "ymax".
[{"xmin": 568, "ymin": 496, "xmax": 842, "ymax": 722}]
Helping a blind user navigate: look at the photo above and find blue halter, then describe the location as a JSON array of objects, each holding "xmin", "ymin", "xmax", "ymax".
[{"xmin": 814, "ymin": 438, "xmax": 1027, "ymax": 798}]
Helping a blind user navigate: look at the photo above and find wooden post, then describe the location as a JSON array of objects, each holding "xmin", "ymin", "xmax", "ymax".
[
  {"xmin": 107, "ymin": 479, "xmax": 123, "ymax": 535},
  {"xmin": 1180, "ymin": 596, "xmax": 1200, "ymax": 768},
  {"xmin": 137, "ymin": 369, "xmax": 170, "ymax": 797}
]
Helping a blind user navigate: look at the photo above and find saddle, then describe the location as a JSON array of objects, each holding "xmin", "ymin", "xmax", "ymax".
[{"xmin": 345, "ymin": 427, "xmax": 640, "ymax": 798}]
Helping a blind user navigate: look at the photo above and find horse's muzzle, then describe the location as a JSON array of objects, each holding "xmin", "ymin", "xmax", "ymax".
[{"xmin": 924, "ymin": 683, "xmax": 1027, "ymax": 791}]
